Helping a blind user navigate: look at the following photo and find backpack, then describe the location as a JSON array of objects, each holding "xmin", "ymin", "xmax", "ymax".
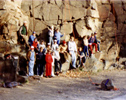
[{"xmin": 101, "ymin": 79, "xmax": 114, "ymax": 90}]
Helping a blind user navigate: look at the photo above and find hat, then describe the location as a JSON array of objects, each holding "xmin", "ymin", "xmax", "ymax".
[
  {"xmin": 31, "ymin": 46, "xmax": 34, "ymax": 49},
  {"xmin": 23, "ymin": 21, "xmax": 27, "ymax": 23},
  {"xmin": 63, "ymin": 40, "xmax": 66, "ymax": 44},
  {"xmin": 33, "ymin": 31, "xmax": 36, "ymax": 34},
  {"xmin": 54, "ymin": 40, "xmax": 57, "ymax": 42},
  {"xmin": 47, "ymin": 43, "xmax": 51, "ymax": 45}
]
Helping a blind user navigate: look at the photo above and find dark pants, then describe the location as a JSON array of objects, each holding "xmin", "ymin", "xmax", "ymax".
[
  {"xmin": 83, "ymin": 45, "xmax": 89, "ymax": 56},
  {"xmin": 37, "ymin": 62, "xmax": 45, "ymax": 76},
  {"xmin": 78, "ymin": 57, "xmax": 86, "ymax": 65},
  {"xmin": 55, "ymin": 59, "xmax": 62, "ymax": 72}
]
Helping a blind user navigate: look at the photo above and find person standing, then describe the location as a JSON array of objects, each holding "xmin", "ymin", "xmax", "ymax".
[
  {"xmin": 68, "ymin": 36, "xmax": 77, "ymax": 69},
  {"xmin": 52, "ymin": 40, "xmax": 59, "ymax": 51},
  {"xmin": 36, "ymin": 47, "xmax": 45, "ymax": 77},
  {"xmin": 19, "ymin": 21, "xmax": 29, "ymax": 47},
  {"xmin": 54, "ymin": 47, "xmax": 62, "ymax": 75},
  {"xmin": 83, "ymin": 36, "xmax": 89, "ymax": 57},
  {"xmin": 26, "ymin": 46, "xmax": 36, "ymax": 76},
  {"xmin": 48, "ymin": 26, "xmax": 54, "ymax": 45},
  {"xmin": 54, "ymin": 28, "xmax": 64, "ymax": 45},
  {"xmin": 45, "ymin": 49, "xmax": 53, "ymax": 77},
  {"xmin": 51, "ymin": 51, "xmax": 55, "ymax": 77},
  {"xmin": 28, "ymin": 31, "xmax": 36, "ymax": 46}
]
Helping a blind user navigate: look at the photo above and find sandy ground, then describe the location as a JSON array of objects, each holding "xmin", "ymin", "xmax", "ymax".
[{"xmin": 0, "ymin": 69, "xmax": 126, "ymax": 100}]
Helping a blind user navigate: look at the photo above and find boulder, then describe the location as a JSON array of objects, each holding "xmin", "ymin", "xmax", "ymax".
[
  {"xmin": 21, "ymin": 1, "xmax": 31, "ymax": 13},
  {"xmin": 113, "ymin": 3, "xmax": 124, "ymax": 16},
  {"xmin": 98, "ymin": 5, "xmax": 111, "ymax": 21},
  {"xmin": 41, "ymin": 3, "xmax": 62, "ymax": 21},
  {"xmin": 86, "ymin": 8, "xmax": 99, "ymax": 18},
  {"xmin": 0, "ymin": 0, "xmax": 6, "ymax": 9},
  {"xmin": 60, "ymin": 22, "xmax": 73, "ymax": 34},
  {"xmin": 101, "ymin": 0, "xmax": 110, "ymax": 4}
]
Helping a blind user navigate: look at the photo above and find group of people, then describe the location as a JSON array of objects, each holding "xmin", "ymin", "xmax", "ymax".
[{"xmin": 19, "ymin": 21, "xmax": 100, "ymax": 78}]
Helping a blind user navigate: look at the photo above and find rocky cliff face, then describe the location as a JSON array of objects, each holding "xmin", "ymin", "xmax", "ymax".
[{"xmin": 0, "ymin": 0, "xmax": 126, "ymax": 71}]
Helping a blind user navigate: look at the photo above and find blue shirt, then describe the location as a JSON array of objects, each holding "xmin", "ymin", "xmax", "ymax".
[
  {"xmin": 28, "ymin": 35, "xmax": 35, "ymax": 46},
  {"xmin": 89, "ymin": 37, "xmax": 95, "ymax": 43},
  {"xmin": 30, "ymin": 51, "xmax": 35, "ymax": 61},
  {"xmin": 54, "ymin": 32, "xmax": 63, "ymax": 41}
]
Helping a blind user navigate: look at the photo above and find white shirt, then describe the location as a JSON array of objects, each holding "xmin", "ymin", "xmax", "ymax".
[
  {"xmin": 68, "ymin": 41, "xmax": 77, "ymax": 52},
  {"xmin": 52, "ymin": 44, "xmax": 58, "ymax": 51},
  {"xmin": 39, "ymin": 44, "xmax": 45, "ymax": 49},
  {"xmin": 48, "ymin": 29, "xmax": 54, "ymax": 37},
  {"xmin": 83, "ymin": 39, "xmax": 88, "ymax": 46},
  {"xmin": 54, "ymin": 50, "xmax": 60, "ymax": 61}
]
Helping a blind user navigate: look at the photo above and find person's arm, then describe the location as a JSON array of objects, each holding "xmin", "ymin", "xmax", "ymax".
[
  {"xmin": 19, "ymin": 26, "xmax": 23, "ymax": 35},
  {"xmin": 60, "ymin": 32, "xmax": 64, "ymax": 37}
]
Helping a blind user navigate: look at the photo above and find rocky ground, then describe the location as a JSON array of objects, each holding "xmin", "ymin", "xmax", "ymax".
[{"xmin": 0, "ymin": 69, "xmax": 126, "ymax": 100}]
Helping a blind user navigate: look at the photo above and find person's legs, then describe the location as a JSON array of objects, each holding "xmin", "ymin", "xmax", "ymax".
[
  {"xmin": 37, "ymin": 63, "xmax": 40, "ymax": 75},
  {"xmin": 83, "ymin": 46, "xmax": 86, "ymax": 55},
  {"xmin": 57, "ymin": 40, "xmax": 60, "ymax": 45},
  {"xmin": 97, "ymin": 43, "xmax": 100, "ymax": 51},
  {"xmin": 89, "ymin": 45, "xmax": 93, "ymax": 54},
  {"xmin": 29, "ymin": 61, "xmax": 34, "ymax": 76},
  {"xmin": 92, "ymin": 43, "xmax": 97, "ymax": 52},
  {"xmin": 71, "ymin": 51, "xmax": 76, "ymax": 68},
  {"xmin": 58, "ymin": 60, "xmax": 62, "ymax": 72},
  {"xmin": 55, "ymin": 59, "xmax": 58, "ymax": 72}
]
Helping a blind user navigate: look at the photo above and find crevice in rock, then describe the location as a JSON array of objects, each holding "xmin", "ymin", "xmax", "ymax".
[
  {"xmin": 35, "ymin": 18, "xmax": 41, "ymax": 21},
  {"xmin": 102, "ymin": 20, "xmax": 106, "ymax": 28},
  {"xmin": 122, "ymin": 1, "xmax": 126, "ymax": 11},
  {"xmin": 110, "ymin": 3, "xmax": 118, "ymax": 28}
]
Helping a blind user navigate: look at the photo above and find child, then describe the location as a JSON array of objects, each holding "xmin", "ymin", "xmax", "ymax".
[
  {"xmin": 45, "ymin": 49, "xmax": 53, "ymax": 78},
  {"xmin": 51, "ymin": 51, "xmax": 55, "ymax": 77},
  {"xmin": 54, "ymin": 47, "xmax": 62, "ymax": 75},
  {"xmin": 32, "ymin": 38, "xmax": 39, "ymax": 52},
  {"xmin": 77, "ymin": 47, "xmax": 86, "ymax": 67}
]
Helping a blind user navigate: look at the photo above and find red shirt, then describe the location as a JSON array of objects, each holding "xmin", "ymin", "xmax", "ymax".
[{"xmin": 32, "ymin": 41, "xmax": 38, "ymax": 48}]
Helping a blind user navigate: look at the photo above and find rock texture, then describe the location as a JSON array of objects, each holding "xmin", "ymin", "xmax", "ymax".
[{"xmin": 0, "ymin": 0, "xmax": 126, "ymax": 72}]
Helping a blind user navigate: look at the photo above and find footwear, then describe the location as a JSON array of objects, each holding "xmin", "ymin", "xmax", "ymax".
[
  {"xmin": 66, "ymin": 60, "xmax": 69, "ymax": 63},
  {"xmin": 78, "ymin": 65, "xmax": 80, "ymax": 67},
  {"xmin": 83, "ymin": 63, "xmax": 85, "ymax": 66},
  {"xmin": 40, "ymin": 74, "xmax": 43, "ymax": 77}
]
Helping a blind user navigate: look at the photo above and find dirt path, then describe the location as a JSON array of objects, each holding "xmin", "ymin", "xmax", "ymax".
[{"xmin": 0, "ymin": 70, "xmax": 126, "ymax": 100}]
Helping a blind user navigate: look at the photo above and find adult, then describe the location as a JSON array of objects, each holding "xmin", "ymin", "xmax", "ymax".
[
  {"xmin": 83, "ymin": 36, "xmax": 89, "ymax": 57},
  {"xmin": 59, "ymin": 40, "xmax": 69, "ymax": 63},
  {"xmin": 89, "ymin": 33, "xmax": 97, "ymax": 54},
  {"xmin": 26, "ymin": 46, "xmax": 36, "ymax": 76},
  {"xmin": 52, "ymin": 40, "xmax": 58, "ymax": 51},
  {"xmin": 48, "ymin": 25, "xmax": 54, "ymax": 45},
  {"xmin": 68, "ymin": 36, "xmax": 77, "ymax": 68},
  {"xmin": 54, "ymin": 47, "xmax": 62, "ymax": 74},
  {"xmin": 28, "ymin": 31, "xmax": 36, "ymax": 46},
  {"xmin": 19, "ymin": 21, "xmax": 29, "ymax": 46},
  {"xmin": 45, "ymin": 49, "xmax": 53, "ymax": 77},
  {"xmin": 54, "ymin": 28, "xmax": 64, "ymax": 45},
  {"xmin": 36, "ymin": 47, "xmax": 45, "ymax": 77}
]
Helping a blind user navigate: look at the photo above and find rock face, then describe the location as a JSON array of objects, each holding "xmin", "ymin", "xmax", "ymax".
[{"xmin": 0, "ymin": 0, "xmax": 126, "ymax": 72}]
